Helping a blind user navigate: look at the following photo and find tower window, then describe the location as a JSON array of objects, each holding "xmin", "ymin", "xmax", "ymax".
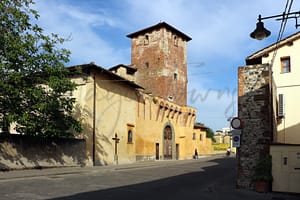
[
  {"xmin": 173, "ymin": 35, "xmax": 178, "ymax": 46},
  {"xmin": 281, "ymin": 56, "xmax": 290, "ymax": 73},
  {"xmin": 144, "ymin": 35, "xmax": 149, "ymax": 45},
  {"xmin": 145, "ymin": 62, "xmax": 149, "ymax": 68},
  {"xmin": 168, "ymin": 96, "xmax": 174, "ymax": 102},
  {"xmin": 174, "ymin": 73, "xmax": 178, "ymax": 80}
]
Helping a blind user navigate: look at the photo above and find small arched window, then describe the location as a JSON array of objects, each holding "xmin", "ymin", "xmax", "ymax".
[
  {"xmin": 174, "ymin": 73, "xmax": 178, "ymax": 80},
  {"xmin": 144, "ymin": 35, "xmax": 149, "ymax": 45},
  {"xmin": 174, "ymin": 35, "xmax": 178, "ymax": 46}
]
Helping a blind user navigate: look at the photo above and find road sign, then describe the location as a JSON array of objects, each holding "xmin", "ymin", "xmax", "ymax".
[
  {"xmin": 231, "ymin": 117, "xmax": 242, "ymax": 129},
  {"xmin": 231, "ymin": 129, "xmax": 241, "ymax": 135},
  {"xmin": 232, "ymin": 135, "xmax": 240, "ymax": 148}
]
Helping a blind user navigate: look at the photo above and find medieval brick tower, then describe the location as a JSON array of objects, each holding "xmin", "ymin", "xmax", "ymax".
[{"xmin": 127, "ymin": 22, "xmax": 191, "ymax": 106}]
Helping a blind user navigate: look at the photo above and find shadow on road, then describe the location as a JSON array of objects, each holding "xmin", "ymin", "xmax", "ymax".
[{"xmin": 48, "ymin": 158, "xmax": 299, "ymax": 200}]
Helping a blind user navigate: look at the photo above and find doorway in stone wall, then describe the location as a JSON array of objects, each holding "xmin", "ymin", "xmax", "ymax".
[
  {"xmin": 163, "ymin": 125, "xmax": 173, "ymax": 159},
  {"xmin": 155, "ymin": 143, "xmax": 159, "ymax": 160}
]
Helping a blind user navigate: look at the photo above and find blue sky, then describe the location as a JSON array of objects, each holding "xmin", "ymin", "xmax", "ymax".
[{"xmin": 33, "ymin": 0, "xmax": 300, "ymax": 132}]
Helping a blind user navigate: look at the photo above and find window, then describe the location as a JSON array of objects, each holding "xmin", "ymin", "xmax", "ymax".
[
  {"xmin": 144, "ymin": 35, "xmax": 149, "ymax": 45},
  {"xmin": 173, "ymin": 73, "xmax": 178, "ymax": 80},
  {"xmin": 127, "ymin": 130, "xmax": 133, "ymax": 143},
  {"xmin": 173, "ymin": 35, "xmax": 178, "ymax": 46},
  {"xmin": 281, "ymin": 56, "xmax": 291, "ymax": 73},
  {"xmin": 200, "ymin": 134, "xmax": 203, "ymax": 141},
  {"xmin": 192, "ymin": 132, "xmax": 196, "ymax": 140},
  {"xmin": 145, "ymin": 62, "xmax": 149, "ymax": 68}
]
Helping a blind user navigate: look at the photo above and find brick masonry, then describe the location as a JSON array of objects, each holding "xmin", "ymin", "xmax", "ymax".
[
  {"xmin": 237, "ymin": 64, "xmax": 273, "ymax": 189},
  {"xmin": 130, "ymin": 27, "xmax": 188, "ymax": 106}
]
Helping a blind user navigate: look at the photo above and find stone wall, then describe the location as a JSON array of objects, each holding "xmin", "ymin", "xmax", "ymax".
[
  {"xmin": 0, "ymin": 134, "xmax": 86, "ymax": 170},
  {"xmin": 237, "ymin": 64, "xmax": 273, "ymax": 189}
]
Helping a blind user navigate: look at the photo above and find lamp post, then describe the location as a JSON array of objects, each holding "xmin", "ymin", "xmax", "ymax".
[{"xmin": 250, "ymin": 11, "xmax": 300, "ymax": 40}]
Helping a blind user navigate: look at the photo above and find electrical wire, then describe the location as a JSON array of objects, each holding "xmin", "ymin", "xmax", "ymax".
[{"xmin": 270, "ymin": 0, "xmax": 293, "ymax": 67}]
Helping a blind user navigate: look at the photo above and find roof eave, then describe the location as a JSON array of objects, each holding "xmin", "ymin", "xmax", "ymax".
[
  {"xmin": 246, "ymin": 31, "xmax": 300, "ymax": 61},
  {"xmin": 126, "ymin": 22, "xmax": 192, "ymax": 41},
  {"xmin": 67, "ymin": 64, "xmax": 144, "ymax": 90}
]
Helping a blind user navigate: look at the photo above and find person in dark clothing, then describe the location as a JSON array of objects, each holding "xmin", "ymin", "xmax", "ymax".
[{"xmin": 194, "ymin": 149, "xmax": 198, "ymax": 159}]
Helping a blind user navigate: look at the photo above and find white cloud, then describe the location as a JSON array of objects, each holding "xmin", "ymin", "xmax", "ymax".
[{"xmin": 33, "ymin": 0, "xmax": 129, "ymax": 67}]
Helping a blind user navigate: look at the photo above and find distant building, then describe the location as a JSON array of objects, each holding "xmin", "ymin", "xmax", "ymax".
[
  {"xmin": 222, "ymin": 127, "xmax": 230, "ymax": 134},
  {"xmin": 214, "ymin": 128, "xmax": 231, "ymax": 145}
]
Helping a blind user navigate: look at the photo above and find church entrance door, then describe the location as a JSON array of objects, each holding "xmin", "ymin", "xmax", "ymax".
[{"xmin": 163, "ymin": 126, "xmax": 172, "ymax": 159}]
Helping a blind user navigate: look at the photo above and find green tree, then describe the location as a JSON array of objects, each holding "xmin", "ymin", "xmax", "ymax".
[
  {"xmin": 0, "ymin": 0, "xmax": 81, "ymax": 137},
  {"xmin": 206, "ymin": 128, "xmax": 216, "ymax": 143}
]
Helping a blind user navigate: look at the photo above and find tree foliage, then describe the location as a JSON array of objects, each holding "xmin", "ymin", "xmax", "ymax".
[
  {"xmin": 206, "ymin": 128, "xmax": 216, "ymax": 143},
  {"xmin": 195, "ymin": 122, "xmax": 216, "ymax": 143},
  {"xmin": 0, "ymin": 0, "xmax": 81, "ymax": 137}
]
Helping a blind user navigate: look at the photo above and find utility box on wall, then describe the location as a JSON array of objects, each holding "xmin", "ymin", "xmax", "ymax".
[{"xmin": 270, "ymin": 144, "xmax": 300, "ymax": 193}]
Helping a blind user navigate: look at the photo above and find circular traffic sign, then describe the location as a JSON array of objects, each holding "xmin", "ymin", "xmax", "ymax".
[
  {"xmin": 233, "ymin": 135, "xmax": 240, "ymax": 142},
  {"xmin": 231, "ymin": 117, "xmax": 242, "ymax": 129}
]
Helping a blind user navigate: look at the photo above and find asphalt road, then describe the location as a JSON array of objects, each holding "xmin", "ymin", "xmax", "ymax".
[{"xmin": 0, "ymin": 156, "xmax": 299, "ymax": 200}]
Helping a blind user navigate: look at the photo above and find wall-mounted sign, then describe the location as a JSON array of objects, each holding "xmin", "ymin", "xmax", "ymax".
[
  {"xmin": 231, "ymin": 117, "xmax": 242, "ymax": 129},
  {"xmin": 231, "ymin": 129, "xmax": 241, "ymax": 148},
  {"xmin": 232, "ymin": 135, "xmax": 240, "ymax": 148}
]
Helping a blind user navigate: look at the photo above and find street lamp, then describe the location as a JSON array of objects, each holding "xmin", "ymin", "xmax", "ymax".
[
  {"xmin": 250, "ymin": 11, "xmax": 300, "ymax": 40},
  {"xmin": 250, "ymin": 15, "xmax": 271, "ymax": 40}
]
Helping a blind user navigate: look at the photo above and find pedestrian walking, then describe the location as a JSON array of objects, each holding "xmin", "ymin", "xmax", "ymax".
[
  {"xmin": 226, "ymin": 147, "xmax": 231, "ymax": 157},
  {"xmin": 194, "ymin": 148, "xmax": 198, "ymax": 159}
]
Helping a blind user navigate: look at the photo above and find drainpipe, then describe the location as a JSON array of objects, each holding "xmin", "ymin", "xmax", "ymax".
[{"xmin": 92, "ymin": 72, "xmax": 96, "ymax": 166}]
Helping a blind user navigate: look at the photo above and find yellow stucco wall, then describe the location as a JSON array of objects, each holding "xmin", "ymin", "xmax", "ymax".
[
  {"xmin": 72, "ymin": 70, "xmax": 138, "ymax": 166},
  {"xmin": 71, "ymin": 67, "xmax": 212, "ymax": 165},
  {"xmin": 135, "ymin": 95, "xmax": 209, "ymax": 160},
  {"xmin": 270, "ymin": 144, "xmax": 300, "ymax": 193},
  {"xmin": 192, "ymin": 128, "xmax": 212, "ymax": 155},
  {"xmin": 262, "ymin": 36, "xmax": 300, "ymax": 144}
]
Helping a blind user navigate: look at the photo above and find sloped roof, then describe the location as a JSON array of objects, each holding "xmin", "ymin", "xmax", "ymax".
[
  {"xmin": 108, "ymin": 64, "xmax": 137, "ymax": 74},
  {"xmin": 246, "ymin": 31, "xmax": 300, "ymax": 61},
  {"xmin": 194, "ymin": 123, "xmax": 208, "ymax": 130},
  {"xmin": 67, "ymin": 63, "xmax": 144, "ymax": 90},
  {"xmin": 126, "ymin": 21, "xmax": 192, "ymax": 41}
]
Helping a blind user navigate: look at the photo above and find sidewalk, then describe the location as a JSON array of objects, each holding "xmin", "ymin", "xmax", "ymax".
[{"xmin": 0, "ymin": 156, "xmax": 209, "ymax": 181}]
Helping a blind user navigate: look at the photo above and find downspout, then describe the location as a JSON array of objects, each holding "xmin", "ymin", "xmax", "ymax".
[
  {"xmin": 269, "ymin": 64, "xmax": 274, "ymax": 144},
  {"xmin": 92, "ymin": 72, "xmax": 96, "ymax": 166}
]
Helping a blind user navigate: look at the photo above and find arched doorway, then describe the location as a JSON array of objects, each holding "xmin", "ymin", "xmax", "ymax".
[{"xmin": 163, "ymin": 125, "xmax": 173, "ymax": 159}]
